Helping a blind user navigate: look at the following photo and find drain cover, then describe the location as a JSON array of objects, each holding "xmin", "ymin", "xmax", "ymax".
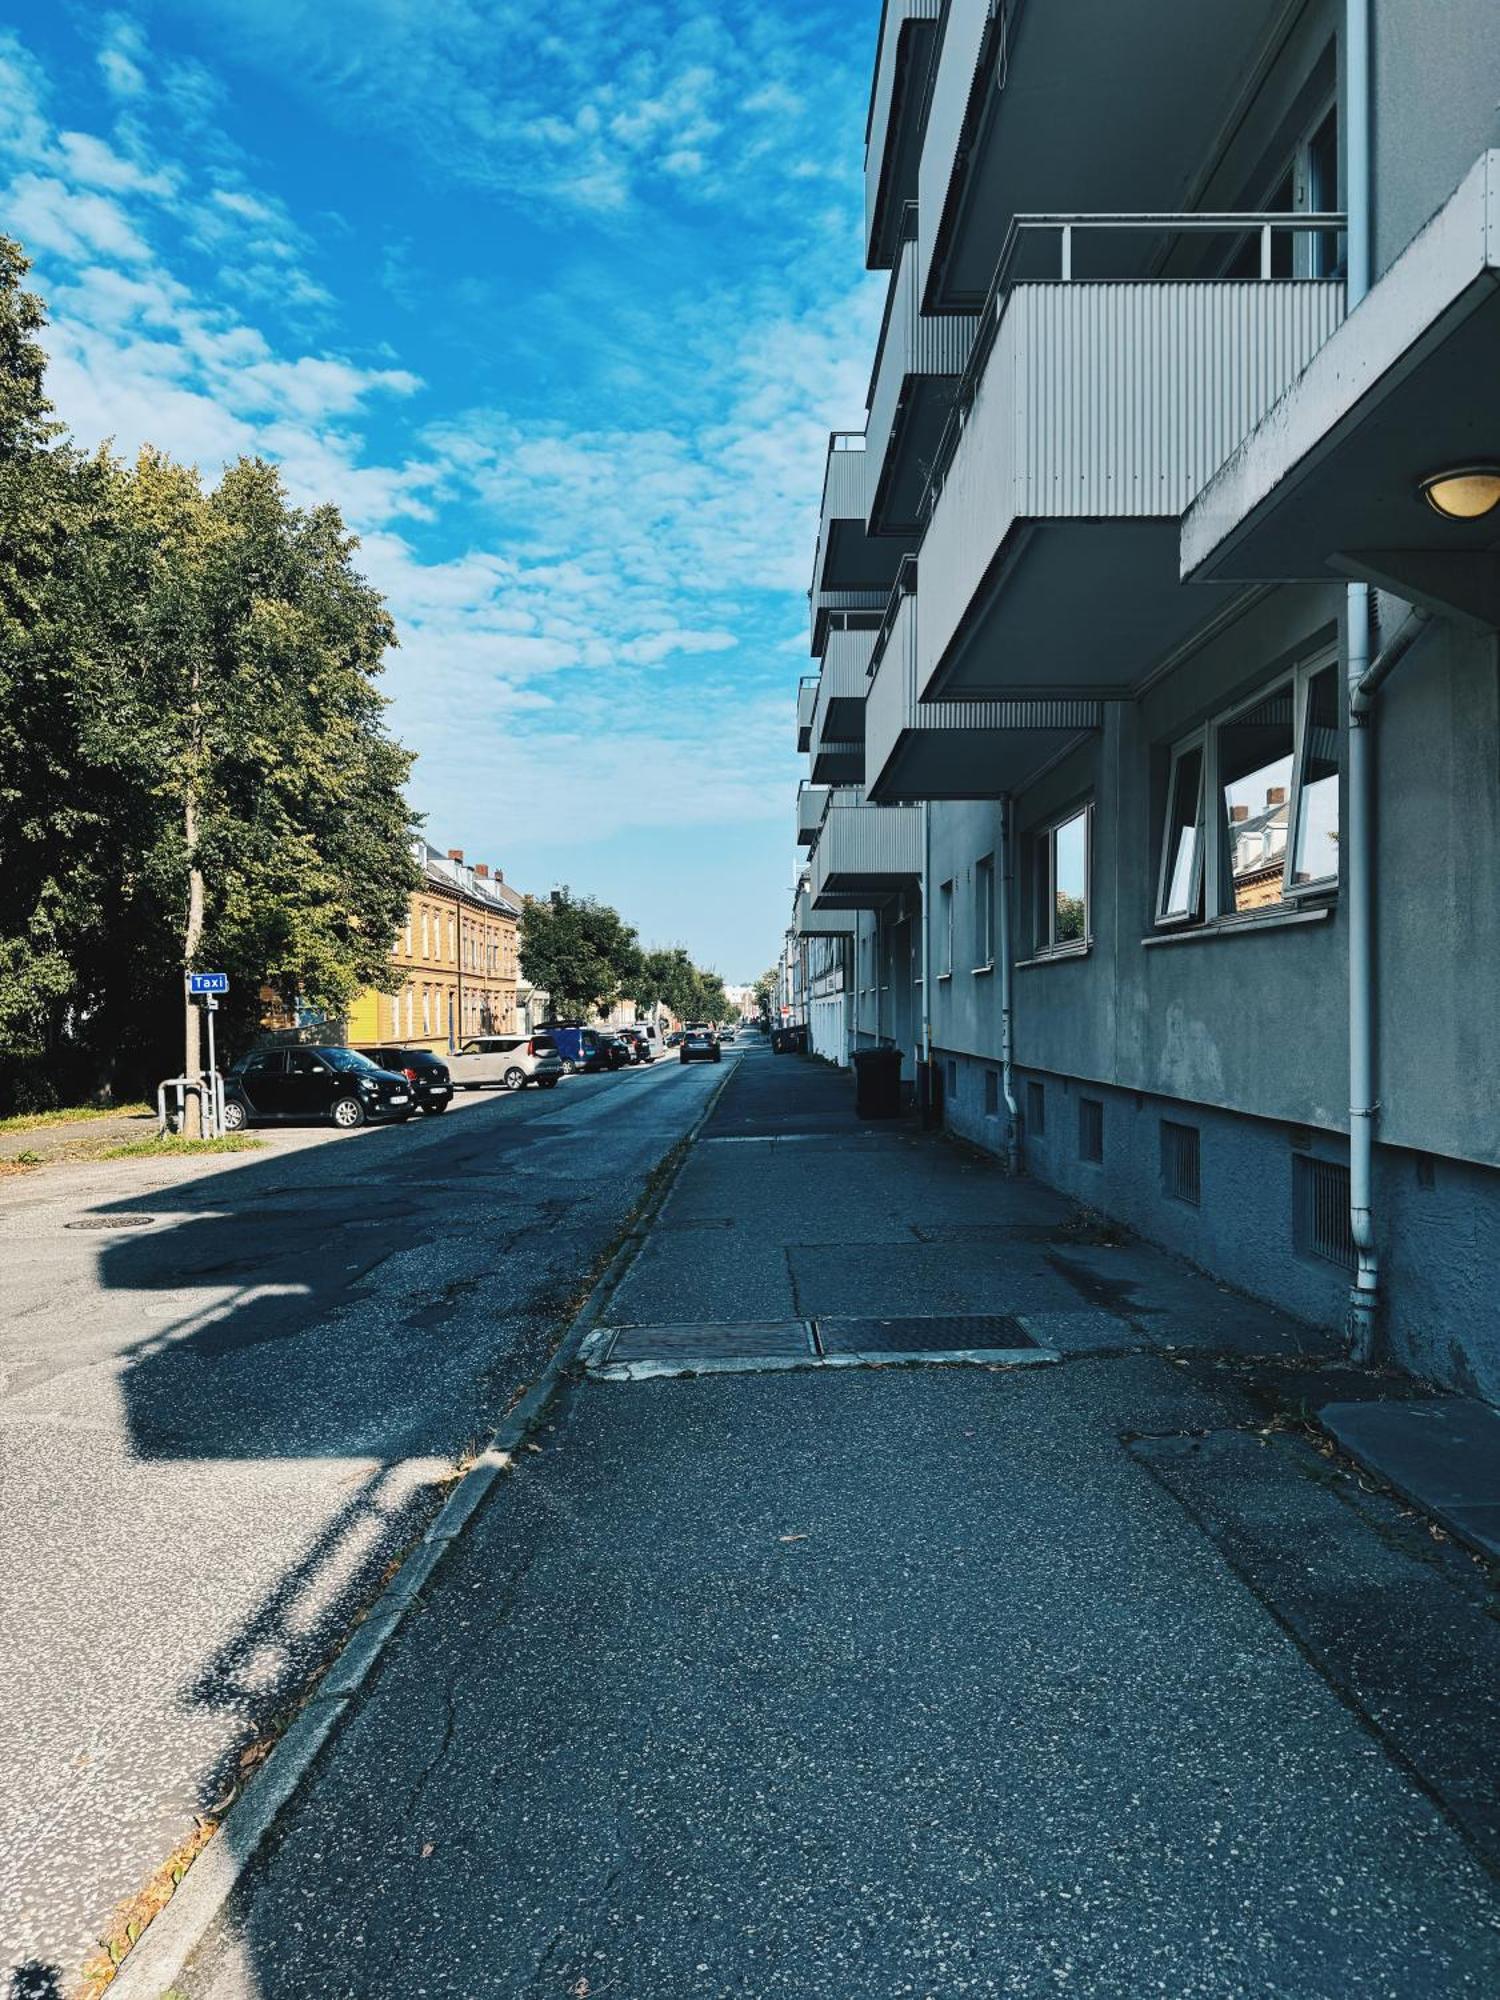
[
  {"xmin": 603, "ymin": 1320, "xmax": 815, "ymax": 1364},
  {"xmin": 816, "ymin": 1314, "xmax": 1038, "ymax": 1356},
  {"xmin": 66, "ymin": 1215, "xmax": 157, "ymax": 1231}
]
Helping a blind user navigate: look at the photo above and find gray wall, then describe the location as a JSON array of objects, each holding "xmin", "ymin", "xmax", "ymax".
[{"xmin": 1373, "ymin": 0, "xmax": 1500, "ymax": 276}]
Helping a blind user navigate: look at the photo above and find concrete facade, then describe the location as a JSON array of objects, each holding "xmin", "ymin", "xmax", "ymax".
[{"xmin": 791, "ymin": 0, "xmax": 1500, "ymax": 1403}]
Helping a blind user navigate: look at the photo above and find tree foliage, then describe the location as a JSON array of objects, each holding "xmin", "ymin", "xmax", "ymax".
[
  {"xmin": 519, "ymin": 891, "xmax": 642, "ymax": 1021},
  {"xmin": 0, "ymin": 237, "xmax": 419, "ymax": 1109}
]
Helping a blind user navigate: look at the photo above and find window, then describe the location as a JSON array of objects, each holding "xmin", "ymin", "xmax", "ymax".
[
  {"xmin": 974, "ymin": 854, "xmax": 995, "ymax": 969},
  {"xmin": 404, "ymin": 986, "xmax": 413, "ymax": 1036},
  {"xmin": 1160, "ymin": 1121, "xmax": 1201, "ymax": 1205},
  {"xmin": 420, "ymin": 909, "xmax": 430, "ymax": 959},
  {"xmin": 421, "ymin": 985, "xmax": 431, "ymax": 1036},
  {"xmin": 403, "ymin": 913, "xmax": 413, "ymax": 956},
  {"xmin": 985, "ymin": 1070, "xmax": 1000, "ymax": 1117},
  {"xmin": 1026, "ymin": 1079, "xmax": 1046, "ymax": 1137},
  {"xmin": 1079, "ymin": 1097, "xmax": 1104, "ymax": 1164},
  {"xmin": 1293, "ymin": 1154, "xmax": 1355, "ymax": 1268},
  {"xmin": 1030, "ymin": 806, "xmax": 1091, "ymax": 956},
  {"xmin": 1157, "ymin": 653, "xmax": 1339, "ymax": 927},
  {"xmin": 390, "ymin": 996, "xmax": 400, "ymax": 1037},
  {"xmin": 937, "ymin": 880, "xmax": 954, "ymax": 977}
]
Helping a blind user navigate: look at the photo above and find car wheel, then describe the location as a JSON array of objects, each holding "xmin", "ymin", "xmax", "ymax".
[
  {"xmin": 222, "ymin": 1099, "xmax": 248, "ymax": 1132},
  {"xmin": 503, "ymin": 1066, "xmax": 527, "ymax": 1092},
  {"xmin": 422, "ymin": 1102, "xmax": 449, "ymax": 1115},
  {"xmin": 332, "ymin": 1096, "xmax": 366, "ymax": 1129}
]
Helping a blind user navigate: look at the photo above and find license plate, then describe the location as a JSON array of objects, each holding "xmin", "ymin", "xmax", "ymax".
[{"xmin": 389, "ymin": 1093, "xmax": 409, "ymax": 1104}]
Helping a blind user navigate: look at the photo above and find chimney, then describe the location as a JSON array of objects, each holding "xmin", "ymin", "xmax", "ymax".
[
  {"xmin": 474, "ymin": 863, "xmax": 489, "ymax": 880},
  {"xmin": 1230, "ymin": 804, "xmax": 1250, "ymax": 824},
  {"xmin": 448, "ymin": 848, "xmax": 464, "ymax": 864},
  {"xmin": 1266, "ymin": 786, "xmax": 1287, "ymax": 807},
  {"xmin": 494, "ymin": 869, "xmax": 504, "ymax": 884}
]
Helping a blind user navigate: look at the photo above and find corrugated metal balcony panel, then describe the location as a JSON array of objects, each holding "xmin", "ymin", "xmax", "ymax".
[
  {"xmin": 797, "ymin": 887, "xmax": 858, "ymax": 938},
  {"xmin": 810, "ymin": 731, "xmax": 865, "ymax": 787},
  {"xmin": 797, "ymin": 785, "xmax": 830, "ymax": 845},
  {"xmin": 866, "ymin": 235, "xmax": 978, "ymax": 534},
  {"xmin": 809, "ymin": 589, "xmax": 888, "ymax": 657},
  {"xmin": 918, "ymin": 279, "xmax": 1346, "ymax": 701},
  {"xmin": 866, "ymin": 584, "xmax": 1101, "ymax": 799},
  {"xmin": 810, "ymin": 800, "xmax": 923, "ymax": 910},
  {"xmin": 916, "ymin": 0, "xmax": 991, "ymax": 309},
  {"xmin": 815, "ymin": 626, "xmax": 877, "ymax": 744},
  {"xmin": 865, "ymin": 1, "xmax": 942, "ymax": 270},
  {"xmin": 796, "ymin": 677, "xmax": 818, "ymax": 751}
]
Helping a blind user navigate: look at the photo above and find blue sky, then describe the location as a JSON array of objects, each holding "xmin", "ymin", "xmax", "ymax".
[{"xmin": 0, "ymin": 0, "xmax": 885, "ymax": 981}]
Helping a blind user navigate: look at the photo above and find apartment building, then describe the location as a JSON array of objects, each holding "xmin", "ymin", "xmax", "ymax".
[
  {"xmin": 346, "ymin": 840, "xmax": 522, "ymax": 1053},
  {"xmin": 794, "ymin": 0, "xmax": 1500, "ymax": 1399}
]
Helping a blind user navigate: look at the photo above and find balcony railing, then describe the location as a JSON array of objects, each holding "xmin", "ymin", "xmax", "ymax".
[
  {"xmin": 796, "ymin": 674, "xmax": 819, "ymax": 752},
  {"xmin": 865, "ymin": 1, "xmax": 943, "ymax": 269},
  {"xmin": 810, "ymin": 791, "xmax": 922, "ymax": 910},
  {"xmin": 796, "ymin": 782, "xmax": 830, "ymax": 846},
  {"xmin": 925, "ymin": 210, "xmax": 1347, "ymax": 512}
]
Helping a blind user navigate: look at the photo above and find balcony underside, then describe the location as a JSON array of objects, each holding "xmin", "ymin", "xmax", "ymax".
[
  {"xmin": 810, "ymin": 876, "xmax": 916, "ymax": 912},
  {"xmin": 923, "ymin": 0, "xmax": 1289, "ymax": 310},
  {"xmin": 865, "ymin": 7, "xmax": 939, "ymax": 271},
  {"xmin": 1185, "ymin": 153, "xmax": 1500, "ymax": 629},
  {"xmin": 867, "ymin": 706, "xmax": 1100, "ymax": 804},
  {"xmin": 926, "ymin": 519, "xmax": 1244, "ymax": 700},
  {"xmin": 796, "ymin": 894, "xmax": 858, "ymax": 938},
  {"xmin": 814, "ymin": 626, "xmax": 877, "ymax": 743},
  {"xmin": 810, "ymin": 739, "xmax": 864, "ymax": 786},
  {"xmin": 871, "ymin": 377, "xmax": 960, "ymax": 537}
]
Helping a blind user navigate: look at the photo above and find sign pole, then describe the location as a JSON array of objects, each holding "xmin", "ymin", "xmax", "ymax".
[{"xmin": 204, "ymin": 996, "xmax": 219, "ymax": 1139}]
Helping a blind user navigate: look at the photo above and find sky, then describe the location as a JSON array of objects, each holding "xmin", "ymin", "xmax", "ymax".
[{"xmin": 0, "ymin": 0, "xmax": 885, "ymax": 981}]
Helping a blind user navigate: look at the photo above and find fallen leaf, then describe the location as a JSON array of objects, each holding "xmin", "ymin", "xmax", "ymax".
[
  {"xmin": 421, "ymin": 1841, "xmax": 435, "ymax": 1859},
  {"xmin": 778, "ymin": 1533, "xmax": 810, "ymax": 1544}
]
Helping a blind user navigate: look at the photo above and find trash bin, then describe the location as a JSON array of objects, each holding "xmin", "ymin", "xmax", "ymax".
[{"xmin": 851, "ymin": 1044, "xmax": 903, "ymax": 1119}]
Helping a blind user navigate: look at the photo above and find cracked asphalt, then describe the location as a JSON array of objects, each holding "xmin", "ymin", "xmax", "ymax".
[
  {"xmin": 171, "ymin": 1048, "xmax": 1500, "ymax": 1998},
  {"xmin": 0, "ymin": 1056, "xmax": 725, "ymax": 1993}
]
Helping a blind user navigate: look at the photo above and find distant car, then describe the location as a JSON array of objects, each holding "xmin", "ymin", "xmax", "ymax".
[
  {"xmin": 445, "ymin": 1034, "xmax": 563, "ymax": 1092},
  {"xmin": 618, "ymin": 1026, "xmax": 654, "ymax": 1065},
  {"xmin": 223, "ymin": 1046, "xmax": 414, "ymax": 1129},
  {"xmin": 665, "ymin": 1030, "xmax": 685, "ymax": 1049},
  {"xmin": 365, "ymin": 1046, "xmax": 454, "ymax": 1115},
  {"xmin": 680, "ymin": 1027, "xmax": 721, "ymax": 1065}
]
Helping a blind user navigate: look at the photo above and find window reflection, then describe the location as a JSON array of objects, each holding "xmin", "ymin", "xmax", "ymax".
[
  {"xmin": 1293, "ymin": 666, "xmax": 1340, "ymax": 885},
  {"xmin": 1053, "ymin": 810, "xmax": 1087, "ymax": 943},
  {"xmin": 1219, "ymin": 686, "xmax": 1295, "ymax": 912}
]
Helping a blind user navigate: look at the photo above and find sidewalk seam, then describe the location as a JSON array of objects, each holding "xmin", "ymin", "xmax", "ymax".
[{"xmin": 103, "ymin": 1061, "xmax": 737, "ymax": 2000}]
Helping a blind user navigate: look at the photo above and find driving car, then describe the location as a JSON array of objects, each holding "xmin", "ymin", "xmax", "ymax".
[
  {"xmin": 680, "ymin": 1027, "xmax": 721, "ymax": 1065},
  {"xmin": 364, "ymin": 1046, "xmax": 454, "ymax": 1115},
  {"xmin": 445, "ymin": 1033, "xmax": 564, "ymax": 1091},
  {"xmin": 223, "ymin": 1046, "xmax": 414, "ymax": 1129}
]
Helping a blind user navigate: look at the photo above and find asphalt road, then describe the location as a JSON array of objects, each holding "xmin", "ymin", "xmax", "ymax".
[{"xmin": 0, "ymin": 1051, "xmax": 732, "ymax": 1994}]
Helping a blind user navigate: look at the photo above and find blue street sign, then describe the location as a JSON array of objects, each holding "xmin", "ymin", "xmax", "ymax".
[{"xmin": 188, "ymin": 972, "xmax": 230, "ymax": 995}]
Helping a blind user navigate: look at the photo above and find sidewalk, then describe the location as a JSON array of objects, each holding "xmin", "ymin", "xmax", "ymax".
[{"xmin": 173, "ymin": 1047, "xmax": 1500, "ymax": 1998}]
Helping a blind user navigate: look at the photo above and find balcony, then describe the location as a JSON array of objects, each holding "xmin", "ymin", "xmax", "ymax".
[
  {"xmin": 797, "ymin": 783, "xmax": 830, "ymax": 847},
  {"xmin": 809, "ymin": 433, "xmax": 904, "ymax": 654},
  {"xmin": 796, "ymin": 888, "xmax": 858, "ymax": 940},
  {"xmin": 808, "ymin": 626, "xmax": 876, "ymax": 789},
  {"xmin": 1185, "ymin": 151, "xmax": 1500, "ymax": 628},
  {"xmin": 864, "ymin": 0, "xmax": 941, "ymax": 271},
  {"xmin": 796, "ymin": 675, "xmax": 818, "ymax": 753},
  {"xmin": 918, "ymin": 217, "xmax": 1345, "ymax": 703},
  {"xmin": 866, "ymin": 217, "xmax": 977, "ymax": 536},
  {"xmin": 918, "ymin": 0, "xmax": 1299, "ymax": 312},
  {"xmin": 810, "ymin": 700, "xmax": 863, "ymax": 787},
  {"xmin": 809, "ymin": 790, "xmax": 922, "ymax": 910},
  {"xmin": 866, "ymin": 560, "xmax": 1100, "ymax": 802}
]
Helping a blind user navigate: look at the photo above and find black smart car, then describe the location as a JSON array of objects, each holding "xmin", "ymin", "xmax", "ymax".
[
  {"xmin": 223, "ymin": 1046, "xmax": 415, "ymax": 1130},
  {"xmin": 365, "ymin": 1047, "xmax": 454, "ymax": 1115}
]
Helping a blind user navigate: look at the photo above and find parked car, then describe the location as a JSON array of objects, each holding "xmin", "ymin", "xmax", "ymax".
[
  {"xmin": 665, "ymin": 1030, "xmax": 685, "ymax": 1048},
  {"xmin": 771, "ymin": 1024, "xmax": 809, "ymax": 1054},
  {"xmin": 597, "ymin": 1033, "xmax": 634, "ymax": 1070},
  {"xmin": 445, "ymin": 1033, "xmax": 563, "ymax": 1092},
  {"xmin": 618, "ymin": 1026, "xmax": 654, "ymax": 1064},
  {"xmin": 364, "ymin": 1047, "xmax": 454, "ymax": 1115},
  {"xmin": 680, "ymin": 1027, "xmax": 721, "ymax": 1065},
  {"xmin": 223, "ymin": 1046, "xmax": 414, "ymax": 1129}
]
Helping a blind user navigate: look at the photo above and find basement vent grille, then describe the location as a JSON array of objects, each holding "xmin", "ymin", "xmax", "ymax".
[
  {"xmin": 1293, "ymin": 1154, "xmax": 1356, "ymax": 1269},
  {"xmin": 1078, "ymin": 1097, "xmax": 1104, "ymax": 1164},
  {"xmin": 1160, "ymin": 1121, "xmax": 1201, "ymax": 1206}
]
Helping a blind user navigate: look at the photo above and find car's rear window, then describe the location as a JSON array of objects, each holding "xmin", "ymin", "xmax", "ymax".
[{"xmin": 532, "ymin": 1034, "xmax": 557, "ymax": 1052}]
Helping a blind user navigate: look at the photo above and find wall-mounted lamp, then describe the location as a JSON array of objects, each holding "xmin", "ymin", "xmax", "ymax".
[{"xmin": 1419, "ymin": 464, "xmax": 1500, "ymax": 520}]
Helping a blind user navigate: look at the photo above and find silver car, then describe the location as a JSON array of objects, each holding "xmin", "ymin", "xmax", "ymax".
[{"xmin": 445, "ymin": 1033, "xmax": 564, "ymax": 1092}]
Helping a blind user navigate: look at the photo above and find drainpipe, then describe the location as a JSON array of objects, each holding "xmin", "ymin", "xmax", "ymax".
[
  {"xmin": 920, "ymin": 799, "xmax": 932, "ymax": 1071},
  {"xmin": 999, "ymin": 794, "xmax": 1022, "ymax": 1174},
  {"xmin": 1343, "ymin": 0, "xmax": 1374, "ymax": 1355}
]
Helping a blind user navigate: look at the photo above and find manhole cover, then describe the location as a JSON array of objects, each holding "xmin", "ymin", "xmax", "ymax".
[
  {"xmin": 815, "ymin": 1314, "xmax": 1038, "ymax": 1356},
  {"xmin": 603, "ymin": 1320, "xmax": 815, "ymax": 1364},
  {"xmin": 66, "ymin": 1215, "xmax": 156, "ymax": 1231}
]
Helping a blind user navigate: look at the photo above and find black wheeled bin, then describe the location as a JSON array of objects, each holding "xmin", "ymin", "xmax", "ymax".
[{"xmin": 851, "ymin": 1044, "xmax": 903, "ymax": 1119}]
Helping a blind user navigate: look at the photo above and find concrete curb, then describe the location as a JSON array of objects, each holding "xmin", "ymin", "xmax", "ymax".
[{"xmin": 104, "ymin": 1062, "xmax": 737, "ymax": 2000}]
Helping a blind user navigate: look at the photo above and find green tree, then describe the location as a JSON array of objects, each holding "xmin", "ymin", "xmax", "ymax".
[
  {"xmin": 0, "ymin": 237, "xmax": 420, "ymax": 1112},
  {"xmin": 519, "ymin": 891, "xmax": 641, "ymax": 1021}
]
